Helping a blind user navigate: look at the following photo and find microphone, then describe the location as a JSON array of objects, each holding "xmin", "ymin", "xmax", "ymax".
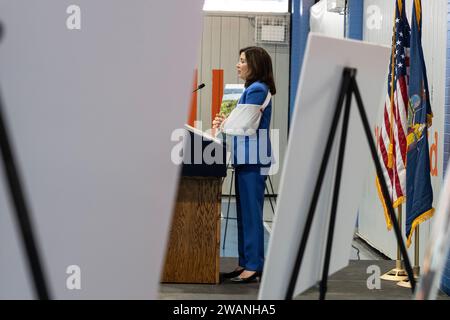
[{"xmin": 192, "ymin": 83, "xmax": 205, "ymax": 93}]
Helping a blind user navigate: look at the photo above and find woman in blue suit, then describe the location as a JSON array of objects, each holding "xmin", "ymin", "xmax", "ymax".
[{"xmin": 213, "ymin": 46, "xmax": 276, "ymax": 283}]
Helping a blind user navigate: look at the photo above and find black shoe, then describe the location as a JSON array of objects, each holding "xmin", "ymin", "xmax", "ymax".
[
  {"xmin": 223, "ymin": 268, "xmax": 245, "ymax": 279},
  {"xmin": 230, "ymin": 271, "xmax": 262, "ymax": 283}
]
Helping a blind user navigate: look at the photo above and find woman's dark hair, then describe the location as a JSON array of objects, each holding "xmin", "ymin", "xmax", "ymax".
[{"xmin": 240, "ymin": 46, "xmax": 276, "ymax": 95}]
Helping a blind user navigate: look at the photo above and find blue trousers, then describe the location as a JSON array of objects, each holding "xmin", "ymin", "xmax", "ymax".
[{"xmin": 234, "ymin": 165, "xmax": 266, "ymax": 272}]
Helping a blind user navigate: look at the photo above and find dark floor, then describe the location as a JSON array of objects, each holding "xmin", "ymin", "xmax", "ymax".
[
  {"xmin": 159, "ymin": 258, "xmax": 450, "ymax": 300},
  {"xmin": 160, "ymin": 198, "xmax": 449, "ymax": 300}
]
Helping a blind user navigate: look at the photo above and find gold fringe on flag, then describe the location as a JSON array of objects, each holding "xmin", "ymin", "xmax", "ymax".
[
  {"xmin": 375, "ymin": 176, "xmax": 405, "ymax": 231},
  {"xmin": 406, "ymin": 208, "xmax": 434, "ymax": 248},
  {"xmin": 387, "ymin": 143, "xmax": 394, "ymax": 169}
]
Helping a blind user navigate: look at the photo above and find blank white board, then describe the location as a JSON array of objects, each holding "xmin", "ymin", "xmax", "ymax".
[
  {"xmin": 0, "ymin": 0, "xmax": 203, "ymax": 299},
  {"xmin": 259, "ymin": 34, "xmax": 390, "ymax": 299}
]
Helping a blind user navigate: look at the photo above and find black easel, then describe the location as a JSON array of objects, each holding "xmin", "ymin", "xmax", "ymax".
[
  {"xmin": 285, "ymin": 68, "xmax": 416, "ymax": 300},
  {"xmin": 0, "ymin": 23, "xmax": 50, "ymax": 300}
]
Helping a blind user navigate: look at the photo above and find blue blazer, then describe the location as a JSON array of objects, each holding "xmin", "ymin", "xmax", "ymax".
[{"xmin": 231, "ymin": 81, "xmax": 272, "ymax": 167}]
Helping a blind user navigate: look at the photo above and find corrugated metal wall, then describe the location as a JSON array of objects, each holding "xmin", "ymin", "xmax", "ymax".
[
  {"xmin": 358, "ymin": 0, "xmax": 447, "ymax": 264},
  {"xmin": 197, "ymin": 12, "xmax": 290, "ymax": 194}
]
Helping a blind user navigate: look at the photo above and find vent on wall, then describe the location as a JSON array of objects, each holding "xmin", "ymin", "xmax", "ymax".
[{"xmin": 255, "ymin": 15, "xmax": 290, "ymax": 45}]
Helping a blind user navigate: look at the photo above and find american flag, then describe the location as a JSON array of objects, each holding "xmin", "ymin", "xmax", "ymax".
[{"xmin": 376, "ymin": 0, "xmax": 410, "ymax": 229}]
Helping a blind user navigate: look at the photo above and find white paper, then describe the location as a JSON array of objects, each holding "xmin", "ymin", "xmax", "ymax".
[{"xmin": 259, "ymin": 34, "xmax": 390, "ymax": 299}]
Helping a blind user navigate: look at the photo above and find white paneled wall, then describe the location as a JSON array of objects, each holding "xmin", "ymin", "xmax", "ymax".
[
  {"xmin": 197, "ymin": 12, "xmax": 290, "ymax": 194},
  {"xmin": 359, "ymin": 0, "xmax": 447, "ymax": 263}
]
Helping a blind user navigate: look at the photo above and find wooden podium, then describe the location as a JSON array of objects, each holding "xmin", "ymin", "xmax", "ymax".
[{"xmin": 162, "ymin": 126, "xmax": 226, "ymax": 284}]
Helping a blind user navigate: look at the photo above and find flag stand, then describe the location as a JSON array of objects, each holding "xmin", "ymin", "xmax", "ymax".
[
  {"xmin": 397, "ymin": 226, "xmax": 421, "ymax": 288},
  {"xmin": 380, "ymin": 205, "xmax": 409, "ymax": 281},
  {"xmin": 284, "ymin": 68, "xmax": 416, "ymax": 300}
]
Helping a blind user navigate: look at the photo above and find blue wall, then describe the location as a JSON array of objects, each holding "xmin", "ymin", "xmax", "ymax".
[
  {"xmin": 442, "ymin": 0, "xmax": 450, "ymax": 297},
  {"xmin": 347, "ymin": 0, "xmax": 364, "ymax": 40},
  {"xmin": 289, "ymin": 0, "xmax": 316, "ymax": 127}
]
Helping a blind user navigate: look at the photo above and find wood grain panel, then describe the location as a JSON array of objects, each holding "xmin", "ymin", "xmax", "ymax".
[{"xmin": 162, "ymin": 177, "xmax": 221, "ymax": 284}]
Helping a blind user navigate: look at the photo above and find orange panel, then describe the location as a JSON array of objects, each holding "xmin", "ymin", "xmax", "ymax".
[
  {"xmin": 187, "ymin": 70, "xmax": 198, "ymax": 127},
  {"xmin": 211, "ymin": 69, "xmax": 224, "ymax": 123}
]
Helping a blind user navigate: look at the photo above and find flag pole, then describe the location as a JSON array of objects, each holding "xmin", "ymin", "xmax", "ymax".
[
  {"xmin": 414, "ymin": 226, "xmax": 420, "ymax": 277},
  {"xmin": 397, "ymin": 225, "xmax": 420, "ymax": 288},
  {"xmin": 380, "ymin": 204, "xmax": 408, "ymax": 281}
]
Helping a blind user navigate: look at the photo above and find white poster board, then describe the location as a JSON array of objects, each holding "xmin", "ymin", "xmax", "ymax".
[
  {"xmin": 415, "ymin": 161, "xmax": 450, "ymax": 300},
  {"xmin": 259, "ymin": 34, "xmax": 390, "ymax": 299},
  {"xmin": 0, "ymin": 0, "xmax": 203, "ymax": 299}
]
